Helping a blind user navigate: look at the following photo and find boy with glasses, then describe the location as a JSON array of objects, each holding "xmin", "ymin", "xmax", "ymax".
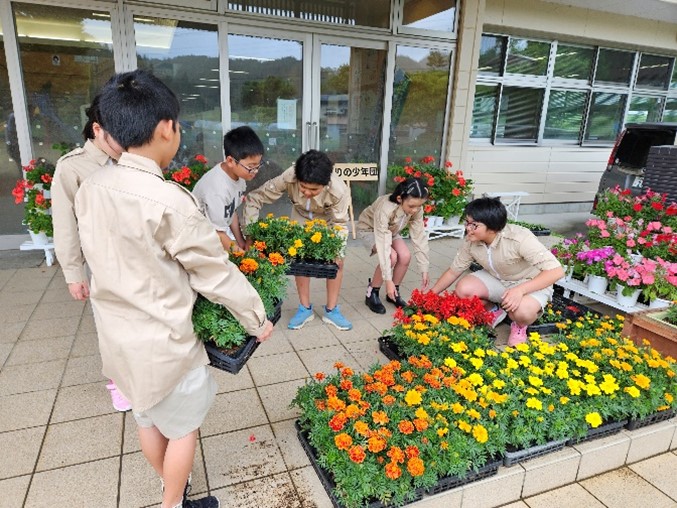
[
  {"xmin": 193, "ymin": 126, "xmax": 265, "ymax": 252},
  {"xmin": 430, "ymin": 197, "xmax": 564, "ymax": 346}
]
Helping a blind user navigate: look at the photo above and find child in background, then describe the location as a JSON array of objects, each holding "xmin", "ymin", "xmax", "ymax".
[
  {"xmin": 192, "ymin": 126, "xmax": 264, "ymax": 252},
  {"xmin": 76, "ymin": 69, "xmax": 273, "ymax": 508},
  {"xmin": 430, "ymin": 197, "xmax": 564, "ymax": 346},
  {"xmin": 243, "ymin": 149, "xmax": 353, "ymax": 331},
  {"xmin": 51, "ymin": 95, "xmax": 131, "ymax": 412},
  {"xmin": 357, "ymin": 177, "xmax": 430, "ymax": 314}
]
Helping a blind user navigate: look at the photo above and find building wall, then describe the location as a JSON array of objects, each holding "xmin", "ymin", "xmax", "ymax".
[{"xmin": 450, "ymin": 0, "xmax": 677, "ymax": 207}]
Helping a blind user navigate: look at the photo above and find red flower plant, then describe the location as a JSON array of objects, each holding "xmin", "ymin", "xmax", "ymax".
[{"xmin": 394, "ymin": 289, "xmax": 491, "ymax": 327}]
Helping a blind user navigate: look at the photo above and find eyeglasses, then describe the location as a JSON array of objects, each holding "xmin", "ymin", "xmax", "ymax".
[
  {"xmin": 464, "ymin": 221, "xmax": 482, "ymax": 231},
  {"xmin": 233, "ymin": 157, "xmax": 265, "ymax": 174}
]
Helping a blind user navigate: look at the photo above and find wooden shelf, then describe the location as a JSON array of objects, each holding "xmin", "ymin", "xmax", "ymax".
[{"xmin": 555, "ymin": 278, "xmax": 649, "ymax": 313}]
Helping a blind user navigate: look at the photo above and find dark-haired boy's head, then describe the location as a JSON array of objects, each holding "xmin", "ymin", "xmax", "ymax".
[
  {"xmin": 82, "ymin": 95, "xmax": 101, "ymax": 142},
  {"xmin": 97, "ymin": 70, "xmax": 180, "ymax": 150},
  {"xmin": 464, "ymin": 197, "xmax": 507, "ymax": 231},
  {"xmin": 223, "ymin": 126, "xmax": 264, "ymax": 160},
  {"xmin": 294, "ymin": 149, "xmax": 333, "ymax": 186}
]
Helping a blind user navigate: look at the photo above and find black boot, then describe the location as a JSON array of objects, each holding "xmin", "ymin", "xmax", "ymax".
[
  {"xmin": 365, "ymin": 280, "xmax": 386, "ymax": 314},
  {"xmin": 386, "ymin": 285, "xmax": 407, "ymax": 308}
]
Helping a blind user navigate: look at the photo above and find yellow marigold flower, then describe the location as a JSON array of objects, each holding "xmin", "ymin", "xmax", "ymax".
[
  {"xmin": 415, "ymin": 407, "xmax": 429, "ymax": 419},
  {"xmin": 457, "ymin": 420, "xmax": 472, "ymax": 433},
  {"xmin": 525, "ymin": 387, "xmax": 539, "ymax": 396},
  {"xmin": 492, "ymin": 379, "xmax": 505, "ymax": 389},
  {"xmin": 599, "ymin": 374, "xmax": 619, "ymax": 395},
  {"xmin": 294, "ymin": 239, "xmax": 303, "ymax": 248},
  {"xmin": 585, "ymin": 412, "xmax": 603, "ymax": 428},
  {"xmin": 506, "ymin": 358, "xmax": 519, "ymax": 370},
  {"xmin": 528, "ymin": 376, "xmax": 543, "ymax": 387},
  {"xmin": 444, "ymin": 358, "xmax": 457, "ymax": 368},
  {"xmin": 548, "ymin": 404, "xmax": 555, "ymax": 412},
  {"xmin": 472, "ymin": 424, "xmax": 488, "ymax": 443},
  {"xmin": 585, "ymin": 383, "xmax": 601, "ymax": 396},
  {"xmin": 437, "ymin": 427, "xmax": 449, "ymax": 437},
  {"xmin": 515, "ymin": 343, "xmax": 530, "ymax": 352},
  {"xmin": 556, "ymin": 368, "xmax": 569, "ymax": 380},
  {"xmin": 474, "ymin": 348, "xmax": 486, "ymax": 358},
  {"xmin": 423, "ymin": 314, "xmax": 439, "ymax": 324},
  {"xmin": 467, "ymin": 373, "xmax": 484, "ymax": 386},
  {"xmin": 466, "ymin": 408, "xmax": 481, "ymax": 420},
  {"xmin": 631, "ymin": 374, "xmax": 651, "ymax": 389},
  {"xmin": 405, "ymin": 390, "xmax": 422, "ymax": 406},
  {"xmin": 451, "ymin": 342, "xmax": 468, "ymax": 353},
  {"xmin": 258, "ymin": 222, "xmax": 268, "ymax": 228},
  {"xmin": 288, "ymin": 246, "xmax": 297, "ymax": 256},
  {"xmin": 417, "ymin": 333, "xmax": 431, "ymax": 345},
  {"xmin": 567, "ymin": 379, "xmax": 583, "ymax": 396},
  {"xmin": 624, "ymin": 386, "xmax": 640, "ymax": 398},
  {"xmin": 526, "ymin": 397, "xmax": 543, "ymax": 410},
  {"xmin": 470, "ymin": 357, "xmax": 484, "ymax": 370},
  {"xmin": 559, "ymin": 396, "xmax": 569, "ymax": 404},
  {"xmin": 519, "ymin": 355, "xmax": 531, "ymax": 367},
  {"xmin": 311, "ymin": 232, "xmax": 322, "ymax": 243},
  {"xmin": 413, "ymin": 322, "xmax": 428, "ymax": 331},
  {"xmin": 451, "ymin": 402, "xmax": 464, "ymax": 414},
  {"xmin": 666, "ymin": 393, "xmax": 674, "ymax": 403}
]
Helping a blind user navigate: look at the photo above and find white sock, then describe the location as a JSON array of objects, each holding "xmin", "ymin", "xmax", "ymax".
[{"xmin": 366, "ymin": 286, "xmax": 373, "ymax": 297}]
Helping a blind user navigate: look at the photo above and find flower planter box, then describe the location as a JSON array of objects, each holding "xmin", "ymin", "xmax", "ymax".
[
  {"xmin": 527, "ymin": 293, "xmax": 598, "ymax": 335},
  {"xmin": 378, "ymin": 335, "xmax": 403, "ymax": 362},
  {"xmin": 622, "ymin": 308, "xmax": 677, "ymax": 360},
  {"xmin": 503, "ymin": 439, "xmax": 568, "ymax": 467},
  {"xmin": 565, "ymin": 419, "xmax": 628, "ymax": 446},
  {"xmin": 205, "ymin": 298, "xmax": 282, "ymax": 374},
  {"xmin": 295, "ymin": 421, "xmax": 500, "ymax": 508},
  {"xmin": 626, "ymin": 409, "xmax": 676, "ymax": 431},
  {"xmin": 287, "ymin": 260, "xmax": 339, "ymax": 279}
]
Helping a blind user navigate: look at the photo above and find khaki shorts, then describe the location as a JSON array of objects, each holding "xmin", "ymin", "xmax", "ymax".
[
  {"xmin": 133, "ymin": 366, "xmax": 217, "ymax": 440},
  {"xmin": 357, "ymin": 231, "xmax": 403, "ymax": 254},
  {"xmin": 470, "ymin": 270, "xmax": 553, "ymax": 310}
]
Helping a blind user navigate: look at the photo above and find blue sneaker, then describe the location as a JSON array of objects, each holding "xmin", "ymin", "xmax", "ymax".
[
  {"xmin": 322, "ymin": 305, "xmax": 352, "ymax": 331},
  {"xmin": 288, "ymin": 304, "xmax": 314, "ymax": 330}
]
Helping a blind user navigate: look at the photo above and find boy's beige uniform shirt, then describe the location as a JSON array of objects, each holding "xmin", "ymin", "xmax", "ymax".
[
  {"xmin": 450, "ymin": 224, "xmax": 561, "ymax": 281},
  {"xmin": 75, "ymin": 153, "xmax": 267, "ymax": 412},
  {"xmin": 242, "ymin": 166, "xmax": 351, "ymax": 241},
  {"xmin": 52, "ymin": 140, "xmax": 112, "ymax": 283},
  {"xmin": 357, "ymin": 195, "xmax": 429, "ymax": 281}
]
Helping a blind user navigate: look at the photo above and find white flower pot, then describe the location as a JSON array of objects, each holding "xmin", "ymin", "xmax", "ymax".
[
  {"xmin": 28, "ymin": 230, "xmax": 49, "ymax": 246},
  {"xmin": 426, "ymin": 215, "xmax": 443, "ymax": 228},
  {"xmin": 444, "ymin": 215, "xmax": 461, "ymax": 226},
  {"xmin": 649, "ymin": 298, "xmax": 671, "ymax": 309},
  {"xmin": 616, "ymin": 285, "xmax": 641, "ymax": 308},
  {"xmin": 586, "ymin": 275, "xmax": 608, "ymax": 295},
  {"xmin": 564, "ymin": 265, "xmax": 574, "ymax": 282},
  {"xmin": 43, "ymin": 189, "xmax": 51, "ymax": 199}
]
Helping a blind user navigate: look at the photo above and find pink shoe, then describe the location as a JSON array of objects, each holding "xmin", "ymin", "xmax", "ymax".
[
  {"xmin": 106, "ymin": 381, "xmax": 132, "ymax": 412},
  {"xmin": 508, "ymin": 322, "xmax": 528, "ymax": 346},
  {"xmin": 487, "ymin": 308, "xmax": 507, "ymax": 328}
]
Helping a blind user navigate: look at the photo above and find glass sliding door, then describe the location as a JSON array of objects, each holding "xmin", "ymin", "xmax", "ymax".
[
  {"xmin": 14, "ymin": 3, "xmax": 115, "ymax": 162},
  {"xmin": 228, "ymin": 31, "xmax": 304, "ymax": 188},
  {"xmin": 134, "ymin": 16, "xmax": 221, "ymax": 166}
]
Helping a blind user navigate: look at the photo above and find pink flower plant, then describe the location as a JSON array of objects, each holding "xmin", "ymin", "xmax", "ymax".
[
  {"xmin": 604, "ymin": 255, "xmax": 656, "ymax": 296},
  {"xmin": 640, "ymin": 257, "xmax": 677, "ymax": 302},
  {"xmin": 576, "ymin": 246, "xmax": 616, "ymax": 277}
]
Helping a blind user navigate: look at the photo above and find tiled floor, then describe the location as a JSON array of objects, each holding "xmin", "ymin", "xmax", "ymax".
[{"xmin": 0, "ymin": 219, "xmax": 676, "ymax": 508}]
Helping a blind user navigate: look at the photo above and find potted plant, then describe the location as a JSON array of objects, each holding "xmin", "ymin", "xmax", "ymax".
[
  {"xmin": 639, "ymin": 258, "xmax": 677, "ymax": 308},
  {"xmin": 164, "ymin": 154, "xmax": 210, "ymax": 190},
  {"xmin": 192, "ymin": 245, "xmax": 288, "ymax": 373},
  {"xmin": 388, "ymin": 156, "xmax": 473, "ymax": 222},
  {"xmin": 575, "ymin": 246, "xmax": 616, "ymax": 293},
  {"xmin": 12, "ymin": 158, "xmax": 55, "ymax": 244},
  {"xmin": 245, "ymin": 214, "xmax": 344, "ymax": 278}
]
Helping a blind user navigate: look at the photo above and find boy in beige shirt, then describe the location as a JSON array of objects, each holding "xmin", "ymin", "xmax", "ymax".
[{"xmin": 75, "ymin": 69, "xmax": 273, "ymax": 508}]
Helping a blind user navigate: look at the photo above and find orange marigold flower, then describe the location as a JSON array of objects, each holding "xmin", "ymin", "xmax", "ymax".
[
  {"xmin": 314, "ymin": 400, "xmax": 326, "ymax": 411},
  {"xmin": 327, "ymin": 396, "xmax": 346, "ymax": 412},
  {"xmin": 328, "ymin": 413, "xmax": 347, "ymax": 431},
  {"xmin": 325, "ymin": 385, "xmax": 338, "ymax": 397},
  {"xmin": 345, "ymin": 404, "xmax": 361, "ymax": 419},
  {"xmin": 385, "ymin": 462, "xmax": 402, "ymax": 480},
  {"xmin": 405, "ymin": 445, "xmax": 419, "ymax": 458},
  {"xmin": 314, "ymin": 372, "xmax": 326, "ymax": 381},
  {"xmin": 387, "ymin": 446, "xmax": 405, "ymax": 464},
  {"xmin": 368, "ymin": 436, "xmax": 387, "ymax": 453},
  {"xmin": 407, "ymin": 457, "xmax": 425, "ymax": 477},
  {"xmin": 349, "ymin": 445, "xmax": 366, "ymax": 464},
  {"xmin": 341, "ymin": 367, "xmax": 354, "ymax": 377},
  {"xmin": 378, "ymin": 427, "xmax": 392, "ymax": 438},
  {"xmin": 398, "ymin": 420, "xmax": 415, "ymax": 435},
  {"xmin": 413, "ymin": 418, "xmax": 429, "ymax": 432},
  {"xmin": 348, "ymin": 388, "xmax": 362, "ymax": 401},
  {"xmin": 373, "ymin": 410, "xmax": 389, "ymax": 425},
  {"xmin": 239, "ymin": 258, "xmax": 259, "ymax": 274},
  {"xmin": 382, "ymin": 395, "xmax": 396, "ymax": 406},
  {"xmin": 254, "ymin": 240, "xmax": 266, "ymax": 251},
  {"xmin": 353, "ymin": 420, "xmax": 370, "ymax": 437},
  {"xmin": 340, "ymin": 379, "xmax": 353, "ymax": 391},
  {"xmin": 401, "ymin": 371, "xmax": 415, "ymax": 383},
  {"xmin": 334, "ymin": 362, "xmax": 345, "ymax": 370},
  {"xmin": 334, "ymin": 433, "xmax": 352, "ymax": 450},
  {"xmin": 268, "ymin": 252, "xmax": 285, "ymax": 266}
]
